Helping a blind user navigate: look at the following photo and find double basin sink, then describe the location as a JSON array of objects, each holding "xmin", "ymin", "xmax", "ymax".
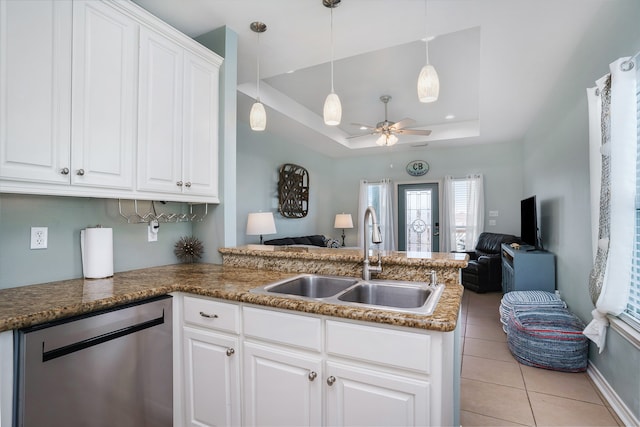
[{"xmin": 251, "ymin": 274, "xmax": 444, "ymax": 315}]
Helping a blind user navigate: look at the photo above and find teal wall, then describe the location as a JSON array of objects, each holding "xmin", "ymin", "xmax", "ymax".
[
  {"xmin": 521, "ymin": 0, "xmax": 640, "ymax": 418},
  {"xmin": 236, "ymin": 122, "xmax": 336, "ymax": 245},
  {"xmin": 0, "ymin": 194, "xmax": 191, "ymax": 288},
  {"xmin": 195, "ymin": 26, "xmax": 238, "ymax": 263},
  {"xmin": 236, "ymin": 121, "xmax": 523, "ymax": 248}
]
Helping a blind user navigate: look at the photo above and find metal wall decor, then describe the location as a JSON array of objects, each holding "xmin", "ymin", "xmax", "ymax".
[{"xmin": 278, "ymin": 163, "xmax": 309, "ymax": 218}]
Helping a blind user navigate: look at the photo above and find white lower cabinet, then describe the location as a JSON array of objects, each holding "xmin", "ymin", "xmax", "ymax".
[
  {"xmin": 325, "ymin": 361, "xmax": 429, "ymax": 427},
  {"xmin": 183, "ymin": 327, "xmax": 240, "ymax": 427},
  {"xmin": 176, "ymin": 295, "xmax": 455, "ymax": 427},
  {"xmin": 243, "ymin": 341, "xmax": 322, "ymax": 426}
]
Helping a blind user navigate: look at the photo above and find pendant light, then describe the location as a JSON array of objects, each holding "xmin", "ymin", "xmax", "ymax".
[
  {"xmin": 323, "ymin": 0, "xmax": 342, "ymax": 126},
  {"xmin": 417, "ymin": 0, "xmax": 439, "ymax": 103},
  {"xmin": 250, "ymin": 22, "xmax": 267, "ymax": 131}
]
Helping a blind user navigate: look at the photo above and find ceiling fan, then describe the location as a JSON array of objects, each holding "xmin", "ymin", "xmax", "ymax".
[{"xmin": 349, "ymin": 95, "xmax": 432, "ymax": 146}]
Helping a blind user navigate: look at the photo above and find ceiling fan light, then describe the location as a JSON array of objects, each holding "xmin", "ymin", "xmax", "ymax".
[
  {"xmin": 388, "ymin": 134, "xmax": 399, "ymax": 146},
  {"xmin": 376, "ymin": 134, "xmax": 386, "ymax": 146},
  {"xmin": 417, "ymin": 64, "xmax": 440, "ymax": 103},
  {"xmin": 250, "ymin": 101, "xmax": 266, "ymax": 131},
  {"xmin": 323, "ymin": 91, "xmax": 342, "ymax": 126}
]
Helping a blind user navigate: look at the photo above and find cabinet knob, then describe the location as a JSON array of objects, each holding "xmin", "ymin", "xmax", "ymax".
[
  {"xmin": 76, "ymin": 169, "xmax": 85, "ymax": 176},
  {"xmin": 60, "ymin": 167, "xmax": 70, "ymax": 175},
  {"xmin": 185, "ymin": 181, "xmax": 192, "ymax": 188},
  {"xmin": 308, "ymin": 371, "xmax": 317, "ymax": 381},
  {"xmin": 199, "ymin": 311, "xmax": 218, "ymax": 319},
  {"xmin": 176, "ymin": 181, "xmax": 183, "ymax": 187},
  {"xmin": 226, "ymin": 348, "xmax": 235, "ymax": 357},
  {"xmin": 327, "ymin": 376, "xmax": 336, "ymax": 386}
]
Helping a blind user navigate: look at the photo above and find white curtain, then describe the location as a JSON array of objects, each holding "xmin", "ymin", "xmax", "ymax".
[
  {"xmin": 357, "ymin": 179, "xmax": 396, "ymax": 252},
  {"xmin": 441, "ymin": 176, "xmax": 456, "ymax": 252},
  {"xmin": 465, "ymin": 174, "xmax": 485, "ymax": 250},
  {"xmin": 583, "ymin": 56, "xmax": 636, "ymax": 352}
]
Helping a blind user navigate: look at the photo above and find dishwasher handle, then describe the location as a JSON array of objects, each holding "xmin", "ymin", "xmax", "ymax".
[{"xmin": 42, "ymin": 309, "xmax": 166, "ymax": 362}]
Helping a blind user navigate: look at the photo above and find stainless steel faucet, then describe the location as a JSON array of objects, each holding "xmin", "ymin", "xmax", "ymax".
[{"xmin": 363, "ymin": 206, "xmax": 383, "ymax": 280}]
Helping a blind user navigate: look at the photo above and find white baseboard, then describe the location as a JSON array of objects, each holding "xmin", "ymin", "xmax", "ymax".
[{"xmin": 587, "ymin": 362, "xmax": 639, "ymax": 427}]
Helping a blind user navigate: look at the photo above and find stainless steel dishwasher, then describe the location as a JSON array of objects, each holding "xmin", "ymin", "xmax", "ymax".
[{"xmin": 14, "ymin": 295, "xmax": 173, "ymax": 427}]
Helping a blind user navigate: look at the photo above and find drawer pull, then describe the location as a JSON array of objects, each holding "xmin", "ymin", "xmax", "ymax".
[
  {"xmin": 327, "ymin": 376, "xmax": 336, "ymax": 386},
  {"xmin": 308, "ymin": 371, "xmax": 317, "ymax": 381},
  {"xmin": 199, "ymin": 311, "xmax": 218, "ymax": 319},
  {"xmin": 226, "ymin": 348, "xmax": 235, "ymax": 357}
]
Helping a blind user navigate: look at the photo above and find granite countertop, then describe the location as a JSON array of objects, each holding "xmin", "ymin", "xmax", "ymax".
[
  {"xmin": 0, "ymin": 263, "xmax": 463, "ymax": 333},
  {"xmin": 220, "ymin": 245, "xmax": 469, "ymax": 267}
]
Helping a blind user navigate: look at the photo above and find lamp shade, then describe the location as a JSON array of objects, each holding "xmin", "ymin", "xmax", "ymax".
[
  {"xmin": 417, "ymin": 64, "xmax": 440, "ymax": 103},
  {"xmin": 250, "ymin": 101, "xmax": 267, "ymax": 131},
  {"xmin": 246, "ymin": 212, "xmax": 276, "ymax": 236},
  {"xmin": 334, "ymin": 213, "xmax": 353, "ymax": 229},
  {"xmin": 323, "ymin": 91, "xmax": 342, "ymax": 126}
]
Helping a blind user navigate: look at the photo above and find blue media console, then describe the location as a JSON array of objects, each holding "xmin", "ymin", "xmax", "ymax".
[{"xmin": 501, "ymin": 243, "xmax": 556, "ymax": 293}]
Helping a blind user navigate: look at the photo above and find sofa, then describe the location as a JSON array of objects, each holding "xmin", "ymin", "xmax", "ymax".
[
  {"xmin": 460, "ymin": 232, "xmax": 520, "ymax": 293},
  {"xmin": 263, "ymin": 235, "xmax": 329, "ymax": 247}
]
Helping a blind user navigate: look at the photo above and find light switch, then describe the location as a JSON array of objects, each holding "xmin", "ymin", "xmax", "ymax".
[{"xmin": 489, "ymin": 210, "xmax": 499, "ymax": 217}]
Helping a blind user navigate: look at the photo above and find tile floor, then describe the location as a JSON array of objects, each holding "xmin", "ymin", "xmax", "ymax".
[{"xmin": 459, "ymin": 290, "xmax": 624, "ymax": 426}]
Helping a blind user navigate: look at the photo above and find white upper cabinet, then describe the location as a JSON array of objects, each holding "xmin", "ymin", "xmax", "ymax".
[
  {"xmin": 137, "ymin": 27, "xmax": 220, "ymax": 200},
  {"xmin": 70, "ymin": 0, "xmax": 137, "ymax": 189},
  {"xmin": 0, "ymin": 0, "xmax": 72, "ymax": 184},
  {"xmin": 0, "ymin": 0, "xmax": 222, "ymax": 203}
]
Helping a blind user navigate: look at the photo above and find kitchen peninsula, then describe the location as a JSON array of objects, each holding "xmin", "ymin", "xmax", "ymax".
[{"xmin": 0, "ymin": 248, "xmax": 467, "ymax": 426}]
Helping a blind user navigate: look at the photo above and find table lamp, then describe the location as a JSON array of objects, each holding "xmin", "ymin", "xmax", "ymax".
[
  {"xmin": 334, "ymin": 213, "xmax": 353, "ymax": 247},
  {"xmin": 246, "ymin": 212, "xmax": 276, "ymax": 244}
]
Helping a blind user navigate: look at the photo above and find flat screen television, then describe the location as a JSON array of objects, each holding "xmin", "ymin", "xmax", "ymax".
[{"xmin": 520, "ymin": 196, "xmax": 538, "ymax": 248}]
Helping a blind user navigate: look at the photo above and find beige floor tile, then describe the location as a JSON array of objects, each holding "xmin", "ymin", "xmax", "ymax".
[
  {"xmin": 520, "ymin": 365, "xmax": 603, "ymax": 404},
  {"xmin": 462, "ymin": 355, "xmax": 525, "ymax": 388},
  {"xmin": 464, "ymin": 337, "xmax": 517, "ymax": 363},
  {"xmin": 461, "ymin": 378, "xmax": 535, "ymax": 426},
  {"xmin": 466, "ymin": 323, "xmax": 508, "ymax": 342},
  {"xmin": 467, "ymin": 313, "xmax": 503, "ymax": 328},
  {"xmin": 529, "ymin": 391, "xmax": 619, "ymax": 426},
  {"xmin": 460, "ymin": 410, "xmax": 530, "ymax": 426}
]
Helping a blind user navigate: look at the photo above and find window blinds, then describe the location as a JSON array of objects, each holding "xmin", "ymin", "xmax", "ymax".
[{"xmin": 626, "ymin": 56, "xmax": 640, "ymax": 324}]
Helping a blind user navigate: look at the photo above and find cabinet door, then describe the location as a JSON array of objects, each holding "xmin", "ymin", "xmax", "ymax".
[
  {"xmin": 181, "ymin": 52, "xmax": 219, "ymax": 198},
  {"xmin": 326, "ymin": 361, "xmax": 430, "ymax": 427},
  {"xmin": 71, "ymin": 0, "xmax": 137, "ymax": 189},
  {"xmin": 0, "ymin": 0, "xmax": 72, "ymax": 184},
  {"xmin": 243, "ymin": 341, "xmax": 322, "ymax": 426},
  {"xmin": 137, "ymin": 27, "xmax": 183, "ymax": 194},
  {"xmin": 183, "ymin": 327, "xmax": 240, "ymax": 427}
]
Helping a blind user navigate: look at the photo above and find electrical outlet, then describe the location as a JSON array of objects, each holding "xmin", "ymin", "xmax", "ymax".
[
  {"xmin": 488, "ymin": 219, "xmax": 497, "ymax": 226},
  {"xmin": 30, "ymin": 227, "xmax": 48, "ymax": 249}
]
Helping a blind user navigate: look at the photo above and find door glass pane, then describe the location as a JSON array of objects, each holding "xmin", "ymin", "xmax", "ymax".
[{"xmin": 405, "ymin": 189, "xmax": 432, "ymax": 252}]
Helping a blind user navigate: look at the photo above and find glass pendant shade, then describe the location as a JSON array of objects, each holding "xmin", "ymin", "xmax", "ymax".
[
  {"xmin": 417, "ymin": 63, "xmax": 440, "ymax": 103},
  {"xmin": 323, "ymin": 91, "xmax": 342, "ymax": 126},
  {"xmin": 250, "ymin": 101, "xmax": 266, "ymax": 131},
  {"xmin": 376, "ymin": 133, "xmax": 398, "ymax": 146}
]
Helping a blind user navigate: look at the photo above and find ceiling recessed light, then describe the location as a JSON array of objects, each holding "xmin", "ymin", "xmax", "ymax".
[
  {"xmin": 445, "ymin": 114, "xmax": 455, "ymax": 120},
  {"xmin": 286, "ymin": 70, "xmax": 296, "ymax": 74},
  {"xmin": 421, "ymin": 36, "xmax": 436, "ymax": 42},
  {"xmin": 359, "ymin": 126, "xmax": 367, "ymax": 130}
]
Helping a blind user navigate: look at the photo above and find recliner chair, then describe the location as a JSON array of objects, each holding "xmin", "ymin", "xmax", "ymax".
[{"xmin": 461, "ymin": 232, "xmax": 519, "ymax": 293}]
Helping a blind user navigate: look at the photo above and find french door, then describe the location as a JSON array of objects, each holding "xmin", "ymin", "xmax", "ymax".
[{"xmin": 398, "ymin": 183, "xmax": 439, "ymax": 252}]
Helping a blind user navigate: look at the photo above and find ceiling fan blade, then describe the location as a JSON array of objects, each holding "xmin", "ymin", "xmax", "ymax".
[
  {"xmin": 346, "ymin": 131, "xmax": 377, "ymax": 139},
  {"xmin": 351, "ymin": 122, "xmax": 376, "ymax": 130},
  {"xmin": 389, "ymin": 118, "xmax": 416, "ymax": 130},
  {"xmin": 396, "ymin": 129, "xmax": 432, "ymax": 136}
]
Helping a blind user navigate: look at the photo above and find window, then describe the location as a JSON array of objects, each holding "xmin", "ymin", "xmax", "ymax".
[
  {"xmin": 444, "ymin": 175, "xmax": 484, "ymax": 252},
  {"xmin": 624, "ymin": 62, "xmax": 640, "ymax": 326}
]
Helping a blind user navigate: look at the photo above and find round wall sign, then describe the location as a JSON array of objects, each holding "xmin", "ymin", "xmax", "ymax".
[{"xmin": 406, "ymin": 160, "xmax": 429, "ymax": 176}]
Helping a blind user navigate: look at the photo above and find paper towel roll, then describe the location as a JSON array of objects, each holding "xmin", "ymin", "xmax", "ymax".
[{"xmin": 81, "ymin": 227, "xmax": 114, "ymax": 279}]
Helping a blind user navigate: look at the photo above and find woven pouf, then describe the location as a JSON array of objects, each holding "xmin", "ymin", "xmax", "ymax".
[
  {"xmin": 506, "ymin": 306, "xmax": 588, "ymax": 372},
  {"xmin": 500, "ymin": 290, "xmax": 566, "ymax": 332}
]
